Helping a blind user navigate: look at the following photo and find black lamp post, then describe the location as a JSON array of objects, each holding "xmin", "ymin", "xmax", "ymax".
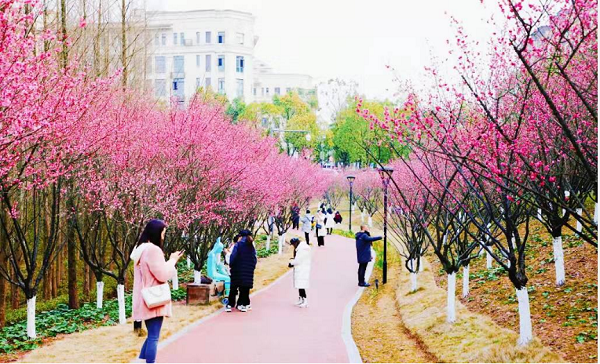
[
  {"xmin": 378, "ymin": 166, "xmax": 394, "ymax": 284},
  {"xmin": 347, "ymin": 175, "xmax": 355, "ymax": 231}
]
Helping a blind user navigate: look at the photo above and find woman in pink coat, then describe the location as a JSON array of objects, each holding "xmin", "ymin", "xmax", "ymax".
[{"xmin": 130, "ymin": 219, "xmax": 183, "ymax": 363}]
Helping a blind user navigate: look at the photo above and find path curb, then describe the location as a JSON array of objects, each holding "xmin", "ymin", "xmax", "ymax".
[{"xmin": 341, "ymin": 251, "xmax": 375, "ymax": 364}]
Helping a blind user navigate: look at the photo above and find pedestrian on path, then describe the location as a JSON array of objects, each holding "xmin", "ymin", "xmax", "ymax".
[
  {"xmin": 226, "ymin": 229, "xmax": 257, "ymax": 312},
  {"xmin": 316, "ymin": 209, "xmax": 326, "ymax": 247},
  {"xmin": 355, "ymin": 225, "xmax": 381, "ymax": 287},
  {"xmin": 334, "ymin": 211, "xmax": 343, "ymax": 225},
  {"xmin": 131, "ymin": 219, "xmax": 183, "ymax": 363},
  {"xmin": 325, "ymin": 208, "xmax": 335, "ymax": 235},
  {"xmin": 288, "ymin": 237, "xmax": 312, "ymax": 308},
  {"xmin": 291, "ymin": 203, "xmax": 300, "ymax": 230},
  {"xmin": 300, "ymin": 210, "xmax": 313, "ymax": 245}
]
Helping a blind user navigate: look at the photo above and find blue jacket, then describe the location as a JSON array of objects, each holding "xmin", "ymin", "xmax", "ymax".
[
  {"xmin": 229, "ymin": 237, "xmax": 257, "ymax": 287},
  {"xmin": 355, "ymin": 231, "xmax": 382, "ymax": 264}
]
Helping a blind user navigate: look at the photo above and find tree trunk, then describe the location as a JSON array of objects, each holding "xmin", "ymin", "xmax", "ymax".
[
  {"xmin": 0, "ymin": 272, "xmax": 6, "ymax": 328},
  {"xmin": 11, "ymin": 268, "xmax": 18, "ymax": 309},
  {"xmin": 516, "ymin": 287, "xmax": 533, "ymax": 345},
  {"xmin": 193, "ymin": 270, "xmax": 202, "ymax": 284},
  {"xmin": 265, "ymin": 234, "xmax": 271, "ymax": 250},
  {"xmin": 96, "ymin": 279, "xmax": 104, "ymax": 309},
  {"xmin": 447, "ymin": 272, "xmax": 456, "ymax": 323},
  {"xmin": 26, "ymin": 296, "xmax": 36, "ymax": 339},
  {"xmin": 117, "ymin": 284, "xmax": 126, "ymax": 324},
  {"xmin": 462, "ymin": 265, "xmax": 470, "ymax": 298},
  {"xmin": 67, "ymin": 218, "xmax": 79, "ymax": 309},
  {"xmin": 83, "ymin": 262, "xmax": 90, "ymax": 299},
  {"xmin": 52, "ymin": 259, "xmax": 58, "ymax": 298},
  {"xmin": 552, "ymin": 236, "xmax": 566, "ymax": 286}
]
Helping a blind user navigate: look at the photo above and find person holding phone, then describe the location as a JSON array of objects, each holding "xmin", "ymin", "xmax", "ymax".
[{"xmin": 131, "ymin": 219, "xmax": 183, "ymax": 363}]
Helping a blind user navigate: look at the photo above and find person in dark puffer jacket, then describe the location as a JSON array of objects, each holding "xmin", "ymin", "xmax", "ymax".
[{"xmin": 226, "ymin": 229, "xmax": 257, "ymax": 312}]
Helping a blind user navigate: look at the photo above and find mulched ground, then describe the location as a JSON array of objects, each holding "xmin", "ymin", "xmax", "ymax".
[{"xmin": 431, "ymin": 222, "xmax": 598, "ymax": 363}]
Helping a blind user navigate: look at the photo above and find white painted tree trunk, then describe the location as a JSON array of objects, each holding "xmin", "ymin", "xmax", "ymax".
[
  {"xmin": 26, "ymin": 296, "xmax": 36, "ymax": 339},
  {"xmin": 576, "ymin": 208, "xmax": 583, "ymax": 232},
  {"xmin": 172, "ymin": 271, "xmax": 179, "ymax": 290},
  {"xmin": 278, "ymin": 233, "xmax": 286, "ymax": 255},
  {"xmin": 117, "ymin": 284, "xmax": 126, "ymax": 325},
  {"xmin": 186, "ymin": 256, "xmax": 191, "ymax": 269},
  {"xmin": 368, "ymin": 215, "xmax": 373, "ymax": 228},
  {"xmin": 447, "ymin": 273, "xmax": 456, "ymax": 323},
  {"xmin": 462, "ymin": 265, "xmax": 470, "ymax": 298},
  {"xmin": 410, "ymin": 273, "xmax": 418, "ymax": 292},
  {"xmin": 562, "ymin": 191, "xmax": 570, "ymax": 217},
  {"xmin": 537, "ymin": 208, "xmax": 542, "ymax": 221},
  {"xmin": 516, "ymin": 287, "xmax": 533, "ymax": 345},
  {"xmin": 265, "ymin": 234, "xmax": 271, "ymax": 250},
  {"xmin": 96, "ymin": 281, "xmax": 104, "ymax": 309},
  {"xmin": 486, "ymin": 250, "xmax": 493, "ymax": 269},
  {"xmin": 552, "ymin": 236, "xmax": 565, "ymax": 286},
  {"xmin": 194, "ymin": 270, "xmax": 202, "ymax": 284},
  {"xmin": 361, "ymin": 211, "xmax": 365, "ymax": 223}
]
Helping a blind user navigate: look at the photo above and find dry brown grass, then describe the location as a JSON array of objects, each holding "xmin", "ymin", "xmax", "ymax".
[
  {"xmin": 352, "ymin": 248, "xmax": 437, "ymax": 363},
  {"xmin": 18, "ymin": 243, "xmax": 294, "ymax": 363},
  {"xmin": 395, "ymin": 257, "xmax": 563, "ymax": 363}
]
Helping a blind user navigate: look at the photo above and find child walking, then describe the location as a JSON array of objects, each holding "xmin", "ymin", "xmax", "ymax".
[{"xmin": 288, "ymin": 237, "xmax": 312, "ymax": 308}]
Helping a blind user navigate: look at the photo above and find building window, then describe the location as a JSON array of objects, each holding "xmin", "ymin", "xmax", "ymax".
[
  {"xmin": 205, "ymin": 31, "xmax": 211, "ymax": 43},
  {"xmin": 218, "ymin": 78, "xmax": 225, "ymax": 94},
  {"xmin": 155, "ymin": 56, "xmax": 166, "ymax": 74},
  {"xmin": 173, "ymin": 33, "xmax": 178, "ymax": 45},
  {"xmin": 286, "ymin": 87, "xmax": 291, "ymax": 94},
  {"xmin": 266, "ymin": 87, "xmax": 270, "ymax": 95},
  {"xmin": 155, "ymin": 79, "xmax": 166, "ymax": 97},
  {"xmin": 236, "ymin": 32, "xmax": 244, "ymax": 45},
  {"xmin": 173, "ymin": 55, "xmax": 184, "ymax": 73},
  {"xmin": 196, "ymin": 77, "xmax": 201, "ymax": 89},
  {"xmin": 205, "ymin": 77, "xmax": 211, "ymax": 89},
  {"xmin": 161, "ymin": 33, "xmax": 166, "ymax": 45},
  {"xmin": 261, "ymin": 87, "xmax": 265, "ymax": 96},
  {"xmin": 275, "ymin": 87, "xmax": 281, "ymax": 95},
  {"xmin": 206, "ymin": 54, "xmax": 211, "ymax": 71},
  {"xmin": 218, "ymin": 55, "xmax": 225, "ymax": 71},
  {"xmin": 253, "ymin": 88, "xmax": 257, "ymax": 96},
  {"xmin": 236, "ymin": 79, "xmax": 244, "ymax": 97},
  {"xmin": 196, "ymin": 55, "xmax": 201, "ymax": 67},
  {"xmin": 154, "ymin": 34, "xmax": 159, "ymax": 46},
  {"xmin": 196, "ymin": 32, "xmax": 200, "ymax": 44},
  {"xmin": 236, "ymin": 56, "xmax": 244, "ymax": 73},
  {"xmin": 218, "ymin": 31, "xmax": 225, "ymax": 44}
]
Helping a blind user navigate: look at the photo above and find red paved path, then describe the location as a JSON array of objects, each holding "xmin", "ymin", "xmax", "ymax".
[{"xmin": 157, "ymin": 234, "xmax": 359, "ymax": 363}]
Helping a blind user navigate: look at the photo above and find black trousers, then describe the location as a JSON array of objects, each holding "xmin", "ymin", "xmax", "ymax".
[
  {"xmin": 299, "ymin": 289, "xmax": 307, "ymax": 298},
  {"xmin": 327, "ymin": 228, "xmax": 333, "ymax": 235},
  {"xmin": 304, "ymin": 232, "xmax": 310, "ymax": 244},
  {"xmin": 228, "ymin": 284, "xmax": 251, "ymax": 307},
  {"xmin": 317, "ymin": 236, "xmax": 325, "ymax": 246},
  {"xmin": 358, "ymin": 262, "xmax": 368, "ymax": 285}
]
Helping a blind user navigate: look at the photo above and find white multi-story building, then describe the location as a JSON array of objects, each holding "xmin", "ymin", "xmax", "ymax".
[
  {"xmin": 146, "ymin": 9, "xmax": 256, "ymax": 103},
  {"xmin": 145, "ymin": 9, "xmax": 314, "ymax": 104}
]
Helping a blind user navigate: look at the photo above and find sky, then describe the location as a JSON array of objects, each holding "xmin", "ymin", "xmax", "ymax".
[{"xmin": 147, "ymin": 0, "xmax": 499, "ymax": 103}]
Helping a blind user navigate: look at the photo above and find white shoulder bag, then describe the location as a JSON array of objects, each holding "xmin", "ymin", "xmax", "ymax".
[{"xmin": 142, "ymin": 283, "xmax": 171, "ymax": 309}]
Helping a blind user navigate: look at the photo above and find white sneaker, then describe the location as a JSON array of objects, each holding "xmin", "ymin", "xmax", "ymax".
[
  {"xmin": 246, "ymin": 304, "xmax": 252, "ymax": 311},
  {"xmin": 225, "ymin": 305, "xmax": 232, "ymax": 312},
  {"xmin": 295, "ymin": 297, "xmax": 304, "ymax": 306},
  {"xmin": 237, "ymin": 305, "xmax": 247, "ymax": 312},
  {"xmin": 298, "ymin": 298, "xmax": 308, "ymax": 308}
]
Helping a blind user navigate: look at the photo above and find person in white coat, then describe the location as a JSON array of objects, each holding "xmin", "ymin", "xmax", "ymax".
[
  {"xmin": 316, "ymin": 209, "xmax": 327, "ymax": 247},
  {"xmin": 288, "ymin": 238, "xmax": 312, "ymax": 308},
  {"xmin": 325, "ymin": 208, "xmax": 335, "ymax": 235},
  {"xmin": 300, "ymin": 210, "xmax": 313, "ymax": 245}
]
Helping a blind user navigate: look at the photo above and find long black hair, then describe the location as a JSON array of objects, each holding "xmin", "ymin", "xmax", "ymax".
[{"xmin": 138, "ymin": 219, "xmax": 167, "ymax": 248}]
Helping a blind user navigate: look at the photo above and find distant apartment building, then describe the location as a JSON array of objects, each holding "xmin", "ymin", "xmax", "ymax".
[{"xmin": 145, "ymin": 9, "xmax": 314, "ymax": 104}]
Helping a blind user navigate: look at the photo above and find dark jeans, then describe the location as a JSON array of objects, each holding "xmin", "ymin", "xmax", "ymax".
[
  {"xmin": 229, "ymin": 284, "xmax": 251, "ymax": 307},
  {"xmin": 299, "ymin": 289, "xmax": 307, "ymax": 298},
  {"xmin": 327, "ymin": 228, "xmax": 333, "ymax": 235},
  {"xmin": 305, "ymin": 232, "xmax": 310, "ymax": 244},
  {"xmin": 358, "ymin": 262, "xmax": 368, "ymax": 285},
  {"xmin": 139, "ymin": 316, "xmax": 163, "ymax": 363}
]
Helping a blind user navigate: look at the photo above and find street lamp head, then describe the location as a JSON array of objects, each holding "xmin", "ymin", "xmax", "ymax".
[
  {"xmin": 346, "ymin": 175, "xmax": 356, "ymax": 185},
  {"xmin": 378, "ymin": 166, "xmax": 394, "ymax": 187}
]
